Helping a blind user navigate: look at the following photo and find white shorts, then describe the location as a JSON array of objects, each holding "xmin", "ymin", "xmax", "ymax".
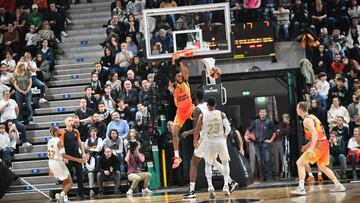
[
  {"xmin": 49, "ymin": 160, "xmax": 70, "ymax": 181},
  {"xmin": 203, "ymin": 139, "xmax": 230, "ymax": 163},
  {"xmin": 193, "ymin": 136, "xmax": 206, "ymax": 158}
]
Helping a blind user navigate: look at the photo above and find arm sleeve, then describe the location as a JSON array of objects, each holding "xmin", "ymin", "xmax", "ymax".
[
  {"xmin": 170, "ymin": 63, "xmax": 177, "ymax": 83},
  {"xmin": 223, "ymin": 117, "xmax": 231, "ymax": 136}
]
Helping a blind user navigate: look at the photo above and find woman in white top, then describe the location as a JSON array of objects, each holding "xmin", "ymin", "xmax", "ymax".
[
  {"xmin": 328, "ymin": 97, "xmax": 350, "ymax": 130},
  {"xmin": 348, "ymin": 0, "xmax": 360, "ymax": 20},
  {"xmin": 347, "ymin": 127, "xmax": 360, "ymax": 179}
]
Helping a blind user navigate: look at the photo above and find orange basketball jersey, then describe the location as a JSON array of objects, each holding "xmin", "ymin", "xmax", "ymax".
[
  {"xmin": 173, "ymin": 82, "xmax": 192, "ymax": 109},
  {"xmin": 304, "ymin": 114, "xmax": 326, "ymax": 141}
]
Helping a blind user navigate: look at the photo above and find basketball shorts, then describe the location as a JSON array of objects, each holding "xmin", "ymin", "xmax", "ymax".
[
  {"xmin": 193, "ymin": 136, "xmax": 206, "ymax": 158},
  {"xmin": 203, "ymin": 138, "xmax": 230, "ymax": 163},
  {"xmin": 49, "ymin": 160, "xmax": 70, "ymax": 181},
  {"xmin": 174, "ymin": 105, "xmax": 194, "ymax": 127},
  {"xmin": 301, "ymin": 139, "xmax": 330, "ymax": 166}
]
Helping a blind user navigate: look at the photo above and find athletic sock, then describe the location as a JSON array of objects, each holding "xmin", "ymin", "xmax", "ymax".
[
  {"xmin": 190, "ymin": 182, "xmax": 195, "ymax": 192},
  {"xmin": 60, "ymin": 191, "xmax": 65, "ymax": 196},
  {"xmin": 318, "ymin": 172, "xmax": 322, "ymax": 176},
  {"xmin": 332, "ymin": 178, "xmax": 341, "ymax": 186},
  {"xmin": 299, "ymin": 180, "xmax": 305, "ymax": 189},
  {"xmin": 174, "ymin": 151, "xmax": 179, "ymax": 157},
  {"xmin": 308, "ymin": 173, "xmax": 314, "ymax": 177}
]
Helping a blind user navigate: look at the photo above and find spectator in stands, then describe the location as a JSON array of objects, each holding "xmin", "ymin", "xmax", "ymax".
[
  {"xmin": 126, "ymin": 36, "xmax": 138, "ymax": 56},
  {"xmin": 34, "ymin": 0, "xmax": 48, "ymax": 13},
  {"xmin": 155, "ymin": 15, "xmax": 173, "ymax": 32},
  {"xmin": 347, "ymin": 127, "xmax": 360, "ymax": 179},
  {"xmin": 0, "ymin": 124, "xmax": 12, "ymax": 168},
  {"xmin": 331, "ymin": 29, "xmax": 347, "ymax": 50},
  {"xmin": 313, "ymin": 45, "xmax": 331, "ymax": 76},
  {"xmin": 73, "ymin": 115, "xmax": 89, "ymax": 142},
  {"xmin": 5, "ymin": 120, "xmax": 19, "ymax": 152},
  {"xmin": 91, "ymin": 113, "xmax": 107, "ymax": 139},
  {"xmin": 147, "ymin": 73, "xmax": 156, "ymax": 89},
  {"xmin": 38, "ymin": 39, "xmax": 55, "ymax": 72},
  {"xmin": 106, "ymin": 111, "xmax": 129, "ymax": 139},
  {"xmin": 309, "ymin": 86, "xmax": 327, "ymax": 112},
  {"xmin": 125, "ymin": 141, "xmax": 152, "ymax": 195},
  {"xmin": 347, "ymin": 94, "xmax": 358, "ymax": 121},
  {"xmin": 104, "ymin": 14, "xmax": 125, "ymax": 46},
  {"xmin": 13, "ymin": 62, "xmax": 33, "ymax": 124},
  {"xmin": 159, "ymin": 0, "xmax": 177, "ymax": 29},
  {"xmin": 97, "ymin": 147, "xmax": 121, "ymax": 197},
  {"xmin": 103, "ymin": 128, "xmax": 125, "ymax": 175},
  {"xmin": 115, "ymin": 98, "xmax": 132, "ymax": 123},
  {"xmin": 155, "ymin": 29, "xmax": 173, "ymax": 53},
  {"xmin": 0, "ymin": 63, "xmax": 14, "ymax": 86},
  {"xmin": 83, "ymin": 149, "xmax": 96, "ymax": 198},
  {"xmin": 3, "ymin": 23, "xmax": 20, "ymax": 54},
  {"xmin": 290, "ymin": 0, "xmax": 308, "ymax": 36},
  {"xmin": 273, "ymin": 5, "xmax": 290, "ymax": 41},
  {"xmin": 106, "ymin": 36, "xmax": 120, "ymax": 56},
  {"xmin": 328, "ymin": 76, "xmax": 350, "ymax": 106},
  {"xmin": 315, "ymin": 72, "xmax": 330, "ymax": 98},
  {"xmin": 319, "ymin": 28, "xmax": 332, "ymax": 50},
  {"xmin": 84, "ymin": 86, "xmax": 98, "ymax": 110},
  {"xmin": 0, "ymin": 77, "xmax": 10, "ymax": 100},
  {"xmin": 35, "ymin": 53, "xmax": 51, "ymax": 82},
  {"xmin": 129, "ymin": 56, "xmax": 145, "ymax": 78},
  {"xmin": 115, "ymin": 42, "xmax": 134, "ymax": 77},
  {"xmin": 126, "ymin": 0, "xmax": 144, "ymax": 19},
  {"xmin": 333, "ymin": 116, "xmax": 350, "ymax": 144},
  {"xmin": 60, "ymin": 117, "xmax": 88, "ymax": 200},
  {"xmin": 24, "ymin": 25, "xmax": 38, "ymax": 57},
  {"xmin": 113, "ymin": 0, "xmax": 127, "ymax": 22},
  {"xmin": 347, "ymin": 23, "xmax": 360, "ymax": 47},
  {"xmin": 44, "ymin": 3, "xmax": 68, "ymax": 41},
  {"xmin": 84, "ymin": 127, "xmax": 103, "ymax": 157},
  {"xmin": 348, "ymin": 0, "xmax": 360, "ymax": 21},
  {"xmin": 27, "ymin": 4, "xmax": 43, "ymax": 31},
  {"xmin": 96, "ymin": 102, "xmax": 111, "ymax": 125},
  {"xmin": 329, "ymin": 131, "xmax": 347, "ymax": 179},
  {"xmin": 101, "ymin": 84, "xmax": 117, "ymax": 113},
  {"xmin": 125, "ymin": 69, "xmax": 140, "ymax": 90},
  {"xmin": 135, "ymin": 103, "xmax": 149, "ymax": 131},
  {"xmin": 245, "ymin": 109, "xmax": 276, "ymax": 181},
  {"xmin": 138, "ymin": 79, "xmax": 154, "ymax": 107},
  {"xmin": 106, "ymin": 72, "xmax": 122, "ymax": 98},
  {"xmin": 92, "ymin": 62, "xmax": 109, "ymax": 88},
  {"xmin": 0, "ymin": 90, "xmax": 28, "ymax": 146},
  {"xmin": 75, "ymin": 98, "xmax": 94, "ymax": 124},
  {"xmin": 331, "ymin": 53, "xmax": 345, "ymax": 76},
  {"xmin": 90, "ymin": 73, "xmax": 103, "ymax": 96},
  {"xmin": 124, "ymin": 14, "xmax": 140, "ymax": 41},
  {"xmin": 36, "ymin": 21, "xmax": 56, "ymax": 46},
  {"xmin": 309, "ymin": 0, "xmax": 328, "ymax": 33},
  {"xmin": 0, "ymin": 8, "xmax": 12, "ymax": 33},
  {"xmin": 327, "ymin": 0, "xmax": 350, "ymax": 34},
  {"xmin": 124, "ymin": 128, "xmax": 139, "ymax": 149},
  {"xmin": 328, "ymin": 97, "xmax": 350, "ymax": 130},
  {"xmin": 309, "ymin": 98, "xmax": 327, "ymax": 124},
  {"xmin": 100, "ymin": 48, "xmax": 115, "ymax": 70},
  {"xmin": 122, "ymin": 80, "xmax": 138, "ymax": 119},
  {"xmin": 1, "ymin": 51, "xmax": 16, "ymax": 71},
  {"xmin": 24, "ymin": 52, "xmax": 48, "ymax": 103}
]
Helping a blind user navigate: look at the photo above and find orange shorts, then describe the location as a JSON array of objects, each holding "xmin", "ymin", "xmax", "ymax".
[
  {"xmin": 174, "ymin": 105, "xmax": 194, "ymax": 127},
  {"xmin": 301, "ymin": 139, "xmax": 330, "ymax": 166}
]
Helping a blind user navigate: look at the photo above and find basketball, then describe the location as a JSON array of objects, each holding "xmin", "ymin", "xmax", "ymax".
[{"xmin": 209, "ymin": 66, "xmax": 222, "ymax": 79}]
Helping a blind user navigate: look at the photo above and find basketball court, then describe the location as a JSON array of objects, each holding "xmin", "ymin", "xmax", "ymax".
[{"xmin": 6, "ymin": 181, "xmax": 359, "ymax": 203}]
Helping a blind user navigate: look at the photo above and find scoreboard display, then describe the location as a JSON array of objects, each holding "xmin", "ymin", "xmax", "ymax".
[{"xmin": 232, "ymin": 21, "xmax": 275, "ymax": 59}]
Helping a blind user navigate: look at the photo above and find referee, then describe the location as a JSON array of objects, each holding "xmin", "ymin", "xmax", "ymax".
[{"xmin": 60, "ymin": 117, "xmax": 88, "ymax": 199}]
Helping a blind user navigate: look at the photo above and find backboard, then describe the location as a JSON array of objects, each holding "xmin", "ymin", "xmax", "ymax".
[{"xmin": 143, "ymin": 3, "xmax": 232, "ymax": 61}]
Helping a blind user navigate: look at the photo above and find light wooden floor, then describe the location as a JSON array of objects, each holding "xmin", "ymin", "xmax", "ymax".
[{"xmin": 74, "ymin": 182, "xmax": 360, "ymax": 203}]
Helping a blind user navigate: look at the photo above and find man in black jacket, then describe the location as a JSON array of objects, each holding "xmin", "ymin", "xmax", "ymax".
[
  {"xmin": 329, "ymin": 131, "xmax": 347, "ymax": 179},
  {"xmin": 97, "ymin": 147, "xmax": 121, "ymax": 196}
]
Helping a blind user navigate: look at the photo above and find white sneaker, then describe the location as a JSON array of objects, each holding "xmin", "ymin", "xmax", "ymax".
[
  {"xmin": 61, "ymin": 31, "xmax": 69, "ymax": 37},
  {"xmin": 39, "ymin": 98, "xmax": 48, "ymax": 103},
  {"xmin": 22, "ymin": 142, "xmax": 32, "ymax": 147},
  {"xmin": 223, "ymin": 185, "xmax": 230, "ymax": 196},
  {"xmin": 126, "ymin": 189, "xmax": 133, "ymax": 195},
  {"xmin": 291, "ymin": 187, "xmax": 306, "ymax": 196},
  {"xmin": 63, "ymin": 195, "xmax": 69, "ymax": 203},
  {"xmin": 208, "ymin": 185, "xmax": 215, "ymax": 199},
  {"xmin": 330, "ymin": 184, "xmax": 346, "ymax": 192},
  {"xmin": 142, "ymin": 188, "xmax": 153, "ymax": 194},
  {"xmin": 55, "ymin": 193, "xmax": 61, "ymax": 202}
]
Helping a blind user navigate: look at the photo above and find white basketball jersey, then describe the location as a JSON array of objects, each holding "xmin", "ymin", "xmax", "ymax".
[
  {"xmin": 201, "ymin": 110, "xmax": 224, "ymax": 141},
  {"xmin": 196, "ymin": 102, "xmax": 208, "ymax": 114},
  {"xmin": 47, "ymin": 137, "xmax": 63, "ymax": 161}
]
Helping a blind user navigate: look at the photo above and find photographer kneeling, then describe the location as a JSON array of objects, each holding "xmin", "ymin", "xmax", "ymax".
[{"xmin": 125, "ymin": 141, "xmax": 152, "ymax": 195}]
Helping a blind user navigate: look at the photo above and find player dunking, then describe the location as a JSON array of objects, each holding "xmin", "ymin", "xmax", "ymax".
[
  {"xmin": 291, "ymin": 102, "xmax": 345, "ymax": 195},
  {"xmin": 168, "ymin": 53, "xmax": 194, "ymax": 169},
  {"xmin": 194, "ymin": 97, "xmax": 232, "ymax": 197},
  {"xmin": 182, "ymin": 90, "xmax": 238, "ymax": 199},
  {"xmin": 47, "ymin": 127, "xmax": 85, "ymax": 203}
]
